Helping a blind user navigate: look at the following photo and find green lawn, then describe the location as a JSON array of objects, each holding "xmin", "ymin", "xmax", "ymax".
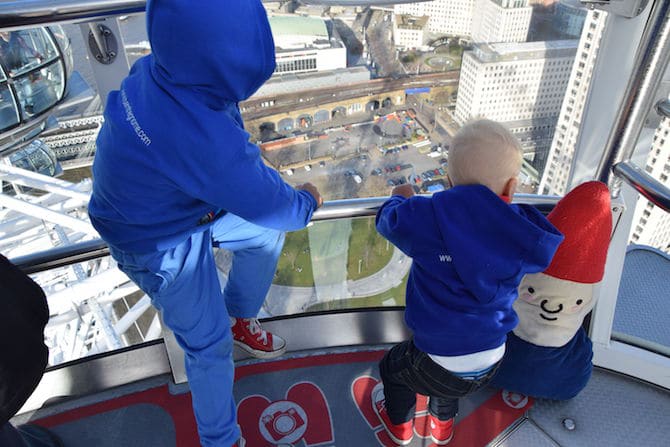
[
  {"xmin": 306, "ymin": 272, "xmax": 408, "ymax": 312},
  {"xmin": 274, "ymin": 229, "xmax": 315, "ymax": 287},
  {"xmin": 347, "ymin": 218, "xmax": 394, "ymax": 281},
  {"xmin": 274, "ymin": 217, "xmax": 394, "ymax": 286}
]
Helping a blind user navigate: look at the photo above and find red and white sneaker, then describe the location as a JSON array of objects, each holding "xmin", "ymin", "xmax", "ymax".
[
  {"xmin": 232, "ymin": 437, "xmax": 245, "ymax": 447},
  {"xmin": 231, "ymin": 317, "xmax": 286, "ymax": 359},
  {"xmin": 372, "ymin": 383, "xmax": 414, "ymax": 445},
  {"xmin": 429, "ymin": 414, "xmax": 454, "ymax": 445}
]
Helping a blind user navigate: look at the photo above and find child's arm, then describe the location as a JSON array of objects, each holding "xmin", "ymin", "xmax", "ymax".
[
  {"xmin": 173, "ymin": 128, "xmax": 318, "ymax": 231},
  {"xmin": 376, "ymin": 194, "xmax": 428, "ymax": 256}
]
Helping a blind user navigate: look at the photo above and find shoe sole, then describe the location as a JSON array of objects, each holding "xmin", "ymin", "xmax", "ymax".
[
  {"xmin": 233, "ymin": 340, "xmax": 287, "ymax": 359},
  {"xmin": 431, "ymin": 433, "xmax": 454, "ymax": 445}
]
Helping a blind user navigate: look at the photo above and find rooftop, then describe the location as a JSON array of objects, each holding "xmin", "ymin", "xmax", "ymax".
[
  {"xmin": 268, "ymin": 14, "xmax": 338, "ymax": 52},
  {"xmin": 268, "ymin": 14, "xmax": 328, "ymax": 39},
  {"xmin": 394, "ymin": 14, "xmax": 429, "ymax": 30},
  {"xmin": 470, "ymin": 39, "xmax": 579, "ymax": 63}
]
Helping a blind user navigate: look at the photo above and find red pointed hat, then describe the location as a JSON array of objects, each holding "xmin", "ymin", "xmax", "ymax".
[{"xmin": 544, "ymin": 181, "xmax": 612, "ymax": 284}]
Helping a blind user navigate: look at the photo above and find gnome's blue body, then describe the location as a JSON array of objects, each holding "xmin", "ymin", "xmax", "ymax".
[
  {"xmin": 490, "ymin": 181, "xmax": 612, "ymax": 401},
  {"xmin": 490, "ymin": 329, "xmax": 593, "ymax": 400}
]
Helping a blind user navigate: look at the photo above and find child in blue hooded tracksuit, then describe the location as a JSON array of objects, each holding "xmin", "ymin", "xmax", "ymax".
[
  {"xmin": 87, "ymin": 1, "xmax": 321, "ymax": 446},
  {"xmin": 374, "ymin": 119, "xmax": 563, "ymax": 445}
]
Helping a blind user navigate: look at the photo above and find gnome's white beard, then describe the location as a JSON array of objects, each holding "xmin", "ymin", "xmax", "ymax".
[{"xmin": 513, "ymin": 273, "xmax": 596, "ymax": 348}]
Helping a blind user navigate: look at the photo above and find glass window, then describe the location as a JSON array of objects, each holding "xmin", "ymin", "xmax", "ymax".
[
  {"xmin": 258, "ymin": 217, "xmax": 408, "ymax": 316},
  {"xmin": 0, "ymin": 28, "xmax": 58, "ymax": 77},
  {"xmin": 8, "ymin": 139, "xmax": 61, "ymax": 177},
  {"xmin": 49, "ymin": 25, "xmax": 74, "ymax": 78},
  {"xmin": 13, "ymin": 60, "xmax": 65, "ymax": 118},
  {"xmin": 26, "ymin": 257, "xmax": 161, "ymax": 367},
  {"xmin": 0, "ymin": 3, "xmax": 616, "ymax": 332},
  {"xmin": 0, "ymin": 83, "xmax": 19, "ymax": 131}
]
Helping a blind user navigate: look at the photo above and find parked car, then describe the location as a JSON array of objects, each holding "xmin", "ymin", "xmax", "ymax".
[
  {"xmin": 371, "ymin": 168, "xmax": 383, "ymax": 176},
  {"xmin": 387, "ymin": 177, "xmax": 407, "ymax": 186}
]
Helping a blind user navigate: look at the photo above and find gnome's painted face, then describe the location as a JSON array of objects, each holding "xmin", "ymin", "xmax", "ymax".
[{"xmin": 513, "ymin": 272, "xmax": 595, "ymax": 347}]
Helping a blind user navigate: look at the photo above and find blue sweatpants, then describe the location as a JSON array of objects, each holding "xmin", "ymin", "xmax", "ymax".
[{"xmin": 109, "ymin": 213, "xmax": 285, "ymax": 447}]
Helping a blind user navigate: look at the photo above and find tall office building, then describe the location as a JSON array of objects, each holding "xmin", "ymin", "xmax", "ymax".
[
  {"xmin": 394, "ymin": 0, "xmax": 475, "ymax": 37},
  {"xmin": 454, "ymin": 40, "xmax": 577, "ymax": 172},
  {"xmin": 455, "ymin": 40, "xmax": 577, "ymax": 125},
  {"xmin": 539, "ymin": 9, "xmax": 607, "ymax": 195},
  {"xmin": 471, "ymin": 0, "xmax": 533, "ymax": 44},
  {"xmin": 628, "ymin": 117, "xmax": 670, "ymax": 253}
]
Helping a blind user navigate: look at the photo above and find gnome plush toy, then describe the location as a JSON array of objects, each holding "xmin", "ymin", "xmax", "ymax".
[{"xmin": 490, "ymin": 181, "xmax": 612, "ymax": 400}]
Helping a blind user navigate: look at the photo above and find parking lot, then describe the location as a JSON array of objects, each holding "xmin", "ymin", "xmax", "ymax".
[{"xmin": 263, "ymin": 112, "xmax": 452, "ymax": 200}]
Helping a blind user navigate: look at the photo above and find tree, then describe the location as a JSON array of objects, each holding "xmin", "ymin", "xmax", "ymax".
[{"xmin": 400, "ymin": 52, "xmax": 417, "ymax": 64}]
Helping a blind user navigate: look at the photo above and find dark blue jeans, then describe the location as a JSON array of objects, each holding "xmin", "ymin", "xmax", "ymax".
[
  {"xmin": 379, "ymin": 340, "xmax": 499, "ymax": 424},
  {"xmin": 0, "ymin": 423, "xmax": 62, "ymax": 447},
  {"xmin": 0, "ymin": 423, "xmax": 27, "ymax": 447}
]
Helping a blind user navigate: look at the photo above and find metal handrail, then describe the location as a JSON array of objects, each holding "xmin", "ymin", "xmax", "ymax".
[
  {"xmin": 613, "ymin": 161, "xmax": 670, "ymax": 212},
  {"xmin": 596, "ymin": 0, "xmax": 670, "ymax": 192},
  {"xmin": 12, "ymin": 193, "xmax": 560, "ymax": 274},
  {"xmin": 0, "ymin": 1, "xmax": 145, "ymax": 30}
]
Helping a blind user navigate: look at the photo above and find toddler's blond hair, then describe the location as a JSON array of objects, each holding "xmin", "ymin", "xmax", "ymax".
[{"xmin": 447, "ymin": 119, "xmax": 522, "ymax": 196}]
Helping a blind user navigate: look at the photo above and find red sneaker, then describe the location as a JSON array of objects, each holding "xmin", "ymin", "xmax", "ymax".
[
  {"xmin": 231, "ymin": 318, "xmax": 286, "ymax": 359},
  {"xmin": 372, "ymin": 383, "xmax": 414, "ymax": 445},
  {"xmin": 429, "ymin": 414, "xmax": 454, "ymax": 445}
]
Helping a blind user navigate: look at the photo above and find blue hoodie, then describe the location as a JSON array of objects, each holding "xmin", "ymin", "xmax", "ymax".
[
  {"xmin": 88, "ymin": 0, "xmax": 317, "ymax": 252},
  {"xmin": 376, "ymin": 185, "xmax": 563, "ymax": 356}
]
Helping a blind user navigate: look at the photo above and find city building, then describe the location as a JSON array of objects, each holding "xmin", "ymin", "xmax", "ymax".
[
  {"xmin": 392, "ymin": 14, "xmax": 429, "ymax": 50},
  {"xmin": 455, "ymin": 40, "xmax": 577, "ymax": 124},
  {"xmin": 553, "ymin": 0, "xmax": 588, "ymax": 39},
  {"xmin": 471, "ymin": 0, "xmax": 533, "ymax": 44},
  {"xmin": 253, "ymin": 66, "xmax": 371, "ymax": 98},
  {"xmin": 539, "ymin": 9, "xmax": 607, "ymax": 195},
  {"xmin": 454, "ymin": 40, "xmax": 577, "ymax": 173},
  {"xmin": 394, "ymin": 0, "xmax": 475, "ymax": 37},
  {"xmin": 506, "ymin": 117, "xmax": 558, "ymax": 173},
  {"xmin": 628, "ymin": 117, "xmax": 670, "ymax": 253},
  {"xmin": 269, "ymin": 15, "xmax": 347, "ymax": 75}
]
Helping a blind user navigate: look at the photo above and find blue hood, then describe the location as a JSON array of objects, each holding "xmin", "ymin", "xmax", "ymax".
[
  {"xmin": 146, "ymin": 0, "xmax": 276, "ymax": 104},
  {"xmin": 88, "ymin": 0, "xmax": 316, "ymax": 251}
]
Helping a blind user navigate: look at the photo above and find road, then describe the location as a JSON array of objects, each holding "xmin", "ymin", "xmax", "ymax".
[{"xmin": 260, "ymin": 246, "xmax": 411, "ymax": 316}]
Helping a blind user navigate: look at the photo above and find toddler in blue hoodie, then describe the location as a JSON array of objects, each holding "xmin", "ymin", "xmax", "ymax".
[
  {"xmin": 87, "ymin": 1, "xmax": 321, "ymax": 446},
  {"xmin": 374, "ymin": 119, "xmax": 563, "ymax": 445}
]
